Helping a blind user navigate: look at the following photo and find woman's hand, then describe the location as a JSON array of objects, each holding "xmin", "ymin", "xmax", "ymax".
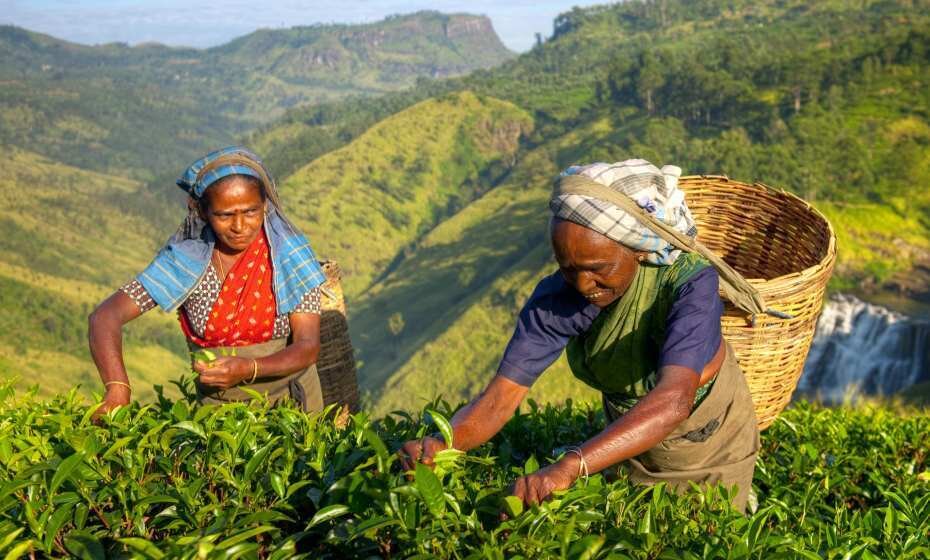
[
  {"xmin": 511, "ymin": 458, "xmax": 579, "ymax": 506},
  {"xmin": 92, "ymin": 385, "xmax": 131, "ymax": 423},
  {"xmin": 194, "ymin": 356, "xmax": 252, "ymax": 390},
  {"xmin": 398, "ymin": 436, "xmax": 447, "ymax": 471}
]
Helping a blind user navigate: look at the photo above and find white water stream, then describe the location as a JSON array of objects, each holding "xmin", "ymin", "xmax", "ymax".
[{"xmin": 797, "ymin": 293, "xmax": 930, "ymax": 403}]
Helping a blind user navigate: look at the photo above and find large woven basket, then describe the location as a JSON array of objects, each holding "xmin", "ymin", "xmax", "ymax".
[
  {"xmin": 679, "ymin": 176, "xmax": 836, "ymax": 430},
  {"xmin": 317, "ymin": 261, "xmax": 360, "ymax": 413}
]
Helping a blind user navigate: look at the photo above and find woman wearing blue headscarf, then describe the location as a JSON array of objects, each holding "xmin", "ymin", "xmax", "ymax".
[{"xmin": 88, "ymin": 147, "xmax": 328, "ymax": 417}]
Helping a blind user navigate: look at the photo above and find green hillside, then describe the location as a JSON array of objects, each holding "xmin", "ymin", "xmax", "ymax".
[
  {"xmin": 0, "ymin": 11, "xmax": 513, "ymax": 180},
  {"xmin": 280, "ymin": 91, "xmax": 532, "ymax": 297},
  {"xmin": 0, "ymin": 148, "xmax": 186, "ymax": 399}
]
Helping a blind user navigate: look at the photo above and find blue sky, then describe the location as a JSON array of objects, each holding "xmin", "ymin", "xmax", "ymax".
[{"xmin": 2, "ymin": 0, "xmax": 608, "ymax": 52}]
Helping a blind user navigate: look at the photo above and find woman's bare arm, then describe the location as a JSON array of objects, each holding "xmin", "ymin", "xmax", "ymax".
[
  {"xmin": 510, "ymin": 364, "xmax": 701, "ymax": 505},
  {"xmin": 399, "ymin": 375, "xmax": 529, "ymax": 470},
  {"xmin": 88, "ymin": 290, "xmax": 144, "ymax": 415}
]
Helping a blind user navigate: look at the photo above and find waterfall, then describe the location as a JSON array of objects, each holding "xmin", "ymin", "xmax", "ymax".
[{"xmin": 797, "ymin": 293, "xmax": 930, "ymax": 403}]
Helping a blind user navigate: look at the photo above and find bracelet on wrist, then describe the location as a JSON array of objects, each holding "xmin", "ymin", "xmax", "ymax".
[
  {"xmin": 105, "ymin": 380, "xmax": 132, "ymax": 392},
  {"xmin": 244, "ymin": 359, "xmax": 259, "ymax": 384},
  {"xmin": 565, "ymin": 446, "xmax": 589, "ymax": 482}
]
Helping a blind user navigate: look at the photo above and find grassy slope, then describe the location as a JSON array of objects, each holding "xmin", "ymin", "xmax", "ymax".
[
  {"xmin": 279, "ymin": 91, "xmax": 532, "ymax": 298},
  {"xmin": 0, "ymin": 148, "xmax": 186, "ymax": 399},
  {"xmin": 353, "ymin": 118, "xmax": 614, "ymax": 412},
  {"xmin": 812, "ymin": 81, "xmax": 930, "ymax": 290}
]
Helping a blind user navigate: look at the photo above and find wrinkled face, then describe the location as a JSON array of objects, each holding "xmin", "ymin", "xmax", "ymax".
[
  {"xmin": 201, "ymin": 175, "xmax": 265, "ymax": 254},
  {"xmin": 550, "ymin": 218, "xmax": 644, "ymax": 308}
]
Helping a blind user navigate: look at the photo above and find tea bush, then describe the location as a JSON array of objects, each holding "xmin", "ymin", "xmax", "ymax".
[{"xmin": 0, "ymin": 378, "xmax": 927, "ymax": 559}]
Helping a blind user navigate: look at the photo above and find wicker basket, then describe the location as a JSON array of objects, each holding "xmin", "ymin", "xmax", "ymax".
[
  {"xmin": 317, "ymin": 261, "xmax": 360, "ymax": 413},
  {"xmin": 679, "ymin": 176, "xmax": 836, "ymax": 430}
]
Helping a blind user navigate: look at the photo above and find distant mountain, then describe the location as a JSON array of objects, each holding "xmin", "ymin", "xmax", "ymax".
[{"xmin": 0, "ymin": 11, "xmax": 513, "ymax": 179}]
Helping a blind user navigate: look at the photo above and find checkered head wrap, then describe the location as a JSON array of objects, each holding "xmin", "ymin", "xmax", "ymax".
[{"xmin": 550, "ymin": 159, "xmax": 698, "ymax": 265}]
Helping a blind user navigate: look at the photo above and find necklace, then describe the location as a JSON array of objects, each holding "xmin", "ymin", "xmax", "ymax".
[{"xmin": 213, "ymin": 252, "xmax": 227, "ymax": 280}]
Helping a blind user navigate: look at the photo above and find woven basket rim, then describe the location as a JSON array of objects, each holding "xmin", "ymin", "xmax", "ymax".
[{"xmin": 681, "ymin": 174, "xmax": 837, "ymax": 285}]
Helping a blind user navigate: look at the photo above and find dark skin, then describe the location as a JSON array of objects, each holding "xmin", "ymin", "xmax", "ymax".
[
  {"xmin": 400, "ymin": 218, "xmax": 725, "ymax": 506},
  {"xmin": 88, "ymin": 176, "xmax": 321, "ymax": 419}
]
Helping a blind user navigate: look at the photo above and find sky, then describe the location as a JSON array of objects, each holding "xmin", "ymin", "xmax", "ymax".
[{"xmin": 2, "ymin": 0, "xmax": 608, "ymax": 53}]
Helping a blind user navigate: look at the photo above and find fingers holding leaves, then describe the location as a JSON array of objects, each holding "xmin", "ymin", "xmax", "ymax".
[
  {"xmin": 510, "ymin": 462, "xmax": 578, "ymax": 507},
  {"xmin": 196, "ymin": 357, "xmax": 248, "ymax": 389},
  {"xmin": 398, "ymin": 440, "xmax": 423, "ymax": 472},
  {"xmin": 397, "ymin": 436, "xmax": 447, "ymax": 473}
]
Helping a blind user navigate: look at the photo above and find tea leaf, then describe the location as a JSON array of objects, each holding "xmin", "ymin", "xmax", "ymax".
[
  {"xmin": 502, "ymin": 495, "xmax": 524, "ymax": 517},
  {"xmin": 427, "ymin": 409, "xmax": 455, "ymax": 448},
  {"xmin": 244, "ymin": 440, "xmax": 276, "ymax": 481},
  {"xmin": 49, "ymin": 452, "xmax": 85, "ymax": 495},
  {"xmin": 118, "ymin": 538, "xmax": 165, "ymax": 559},
  {"xmin": 307, "ymin": 504, "xmax": 350, "ymax": 528},
  {"xmin": 415, "ymin": 463, "xmax": 445, "ymax": 516},
  {"xmin": 215, "ymin": 525, "xmax": 277, "ymax": 549}
]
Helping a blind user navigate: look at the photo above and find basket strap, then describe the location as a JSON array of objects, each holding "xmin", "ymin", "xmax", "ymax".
[{"xmin": 555, "ymin": 175, "xmax": 789, "ymax": 320}]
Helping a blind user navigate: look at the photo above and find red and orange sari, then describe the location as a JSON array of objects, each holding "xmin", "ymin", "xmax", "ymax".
[{"xmin": 180, "ymin": 231, "xmax": 277, "ymax": 347}]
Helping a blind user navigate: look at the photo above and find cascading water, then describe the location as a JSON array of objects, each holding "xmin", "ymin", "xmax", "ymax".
[{"xmin": 797, "ymin": 293, "xmax": 930, "ymax": 403}]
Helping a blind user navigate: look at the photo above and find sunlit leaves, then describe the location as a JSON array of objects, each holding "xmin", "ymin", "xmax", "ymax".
[{"xmin": 0, "ymin": 388, "xmax": 926, "ymax": 558}]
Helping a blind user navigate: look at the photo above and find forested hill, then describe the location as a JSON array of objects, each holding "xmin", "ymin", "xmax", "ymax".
[
  {"xmin": 0, "ymin": 11, "xmax": 512, "ymax": 179},
  {"xmin": 255, "ymin": 0, "xmax": 930, "ymax": 411}
]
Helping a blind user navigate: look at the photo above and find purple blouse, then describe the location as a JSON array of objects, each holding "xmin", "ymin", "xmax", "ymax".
[{"xmin": 497, "ymin": 267, "xmax": 723, "ymax": 386}]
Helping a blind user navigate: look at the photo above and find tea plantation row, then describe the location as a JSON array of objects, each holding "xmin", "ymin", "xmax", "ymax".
[{"xmin": 0, "ymin": 378, "xmax": 927, "ymax": 559}]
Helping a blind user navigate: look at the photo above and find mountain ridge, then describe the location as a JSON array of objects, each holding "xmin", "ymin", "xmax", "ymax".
[{"xmin": 0, "ymin": 11, "xmax": 514, "ymax": 180}]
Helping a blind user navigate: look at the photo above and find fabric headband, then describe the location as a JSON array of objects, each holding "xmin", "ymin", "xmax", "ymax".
[{"xmin": 176, "ymin": 147, "xmax": 280, "ymax": 206}]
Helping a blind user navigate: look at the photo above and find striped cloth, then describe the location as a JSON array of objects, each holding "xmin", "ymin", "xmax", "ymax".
[
  {"xmin": 137, "ymin": 146, "xmax": 326, "ymax": 314},
  {"xmin": 551, "ymin": 160, "xmax": 697, "ymax": 265}
]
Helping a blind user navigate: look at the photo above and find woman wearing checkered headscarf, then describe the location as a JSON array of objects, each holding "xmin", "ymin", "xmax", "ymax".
[
  {"xmin": 89, "ymin": 147, "xmax": 329, "ymax": 416},
  {"xmin": 402, "ymin": 159, "xmax": 760, "ymax": 513}
]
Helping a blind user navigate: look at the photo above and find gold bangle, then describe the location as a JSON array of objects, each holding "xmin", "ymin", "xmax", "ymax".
[
  {"xmin": 105, "ymin": 381, "xmax": 132, "ymax": 392},
  {"xmin": 245, "ymin": 359, "xmax": 259, "ymax": 385}
]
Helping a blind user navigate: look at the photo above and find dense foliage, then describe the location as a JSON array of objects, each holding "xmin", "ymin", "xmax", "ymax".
[
  {"xmin": 0, "ymin": 380, "xmax": 927, "ymax": 558},
  {"xmin": 4, "ymin": 0, "xmax": 930, "ymax": 410}
]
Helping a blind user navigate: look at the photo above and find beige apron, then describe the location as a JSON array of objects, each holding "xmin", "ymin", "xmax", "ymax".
[
  {"xmin": 604, "ymin": 342, "xmax": 760, "ymax": 512},
  {"xmin": 189, "ymin": 338, "xmax": 324, "ymax": 413}
]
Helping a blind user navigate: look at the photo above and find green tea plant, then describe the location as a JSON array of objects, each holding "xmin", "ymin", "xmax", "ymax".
[{"xmin": 0, "ymin": 377, "xmax": 927, "ymax": 559}]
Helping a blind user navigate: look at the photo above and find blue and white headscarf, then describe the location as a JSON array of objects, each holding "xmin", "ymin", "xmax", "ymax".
[
  {"xmin": 136, "ymin": 146, "xmax": 326, "ymax": 314},
  {"xmin": 551, "ymin": 159, "xmax": 698, "ymax": 265}
]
